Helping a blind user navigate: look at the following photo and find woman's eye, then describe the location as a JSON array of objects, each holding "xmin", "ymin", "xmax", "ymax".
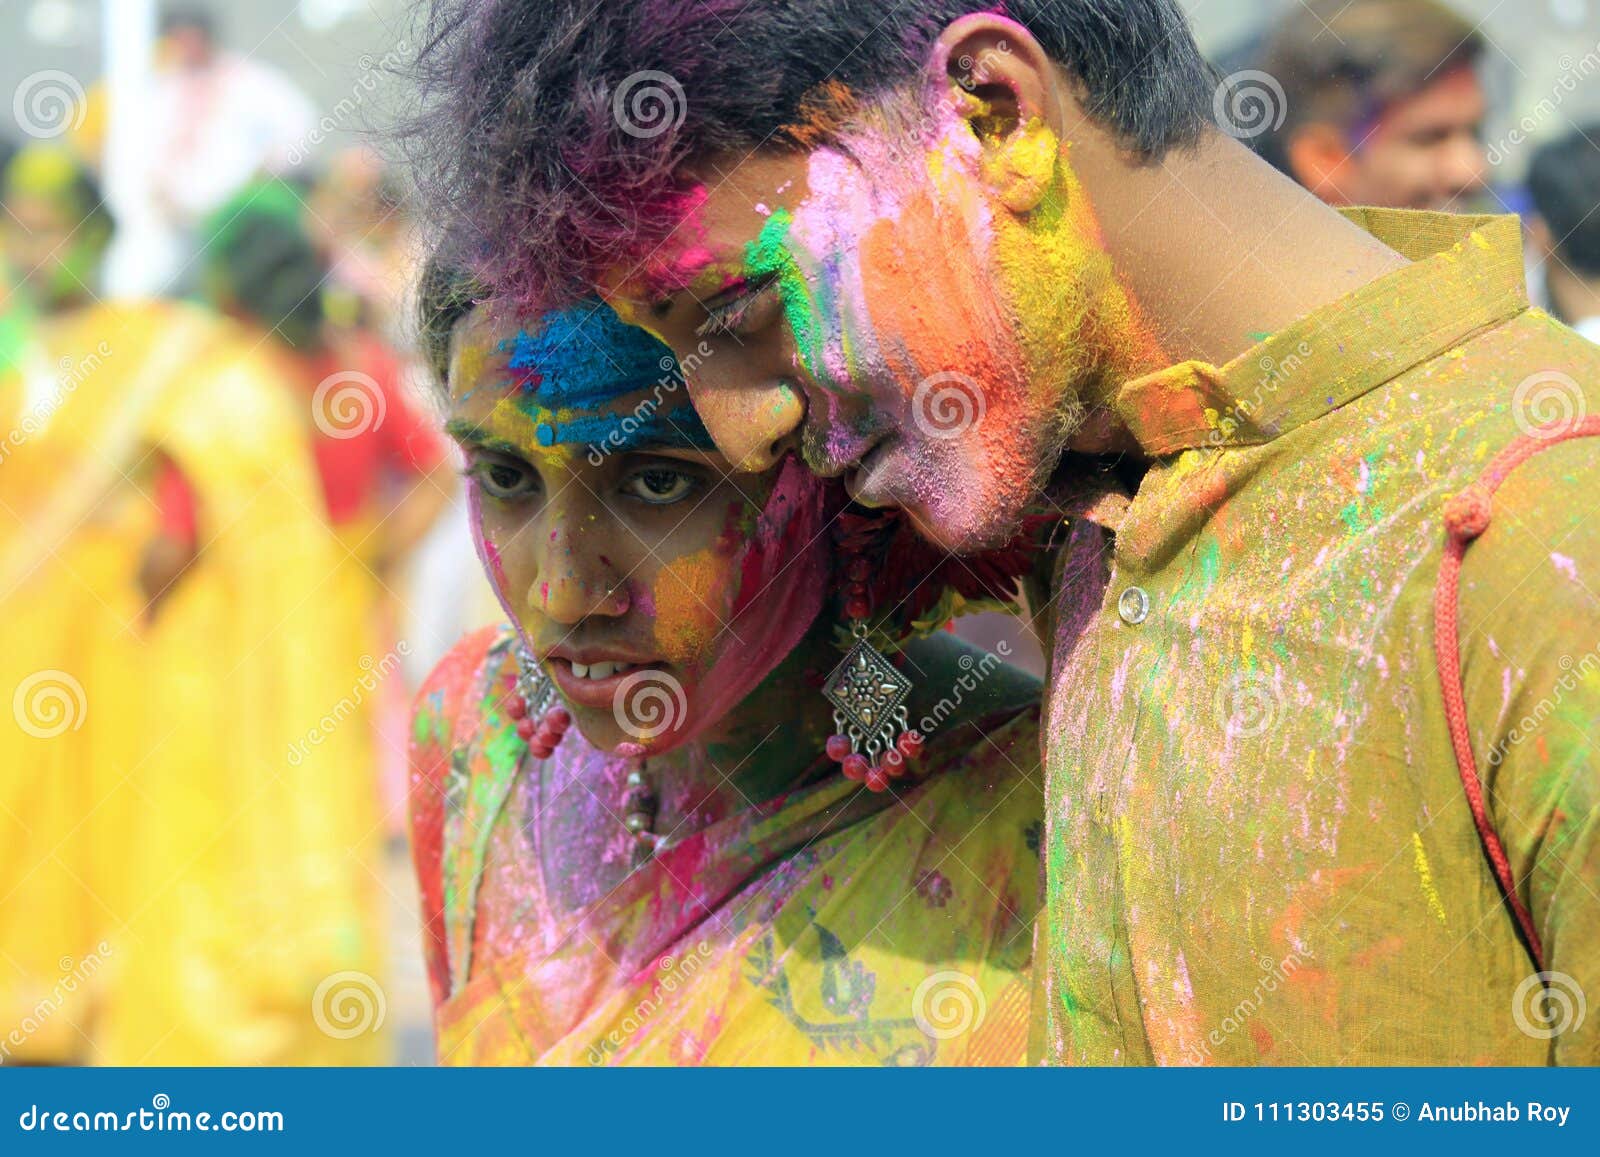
[
  {"xmin": 624, "ymin": 467, "xmax": 699, "ymax": 505},
  {"xmin": 470, "ymin": 456, "xmax": 539, "ymax": 501}
]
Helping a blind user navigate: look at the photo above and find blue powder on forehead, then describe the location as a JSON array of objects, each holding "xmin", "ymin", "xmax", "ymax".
[
  {"xmin": 544, "ymin": 405, "xmax": 718, "ymax": 453},
  {"xmin": 501, "ymin": 299, "xmax": 714, "ymax": 451},
  {"xmin": 505, "ymin": 299, "xmax": 672, "ymax": 407}
]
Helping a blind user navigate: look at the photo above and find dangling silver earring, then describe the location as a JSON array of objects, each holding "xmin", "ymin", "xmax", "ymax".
[
  {"xmin": 822, "ymin": 520, "xmax": 922, "ymax": 794},
  {"xmin": 505, "ymin": 639, "xmax": 569, "ymax": 758}
]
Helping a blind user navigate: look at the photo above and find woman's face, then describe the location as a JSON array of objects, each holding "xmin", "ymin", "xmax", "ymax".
[{"xmin": 446, "ymin": 305, "xmax": 818, "ymax": 753}]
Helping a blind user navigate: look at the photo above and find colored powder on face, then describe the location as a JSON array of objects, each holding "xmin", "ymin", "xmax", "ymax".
[
  {"xmin": 657, "ymin": 458, "xmax": 836, "ymax": 752},
  {"xmin": 480, "ymin": 396, "xmax": 584, "ymax": 474},
  {"xmin": 632, "ymin": 184, "xmax": 715, "ymax": 299},
  {"xmin": 652, "ymin": 545, "xmax": 738, "ymax": 668},
  {"xmin": 987, "ymin": 124, "xmax": 1167, "ymax": 424},
  {"xmin": 746, "ymin": 209, "xmax": 832, "ymax": 380},
  {"xmin": 741, "ymin": 102, "xmax": 1166, "ymax": 545},
  {"xmin": 980, "ymin": 114, "xmax": 1059, "ymax": 214},
  {"xmin": 505, "ymin": 304, "xmax": 670, "ymax": 410},
  {"xmin": 451, "ymin": 318, "xmax": 496, "ymax": 404},
  {"xmin": 502, "ymin": 302, "xmax": 715, "ymax": 451},
  {"xmin": 536, "ymin": 404, "xmax": 717, "ymax": 453},
  {"xmin": 466, "ymin": 483, "xmax": 524, "ymax": 646},
  {"xmin": 481, "ymin": 534, "xmax": 508, "ymax": 593}
]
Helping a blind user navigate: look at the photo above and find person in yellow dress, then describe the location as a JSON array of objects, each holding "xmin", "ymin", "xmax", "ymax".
[{"xmin": 0, "ymin": 148, "xmax": 386, "ymax": 1064}]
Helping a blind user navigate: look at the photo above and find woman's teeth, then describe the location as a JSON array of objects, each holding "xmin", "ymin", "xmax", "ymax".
[{"xmin": 568, "ymin": 660, "xmax": 635, "ymax": 680}]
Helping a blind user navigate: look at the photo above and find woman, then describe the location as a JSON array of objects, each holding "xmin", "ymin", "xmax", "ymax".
[
  {"xmin": 1, "ymin": 155, "xmax": 387, "ymax": 1064},
  {"xmin": 198, "ymin": 180, "xmax": 453, "ymax": 833},
  {"xmin": 411, "ymin": 277, "xmax": 1047, "ymax": 1065},
  {"xmin": 0, "ymin": 296, "xmax": 389, "ymax": 1064}
]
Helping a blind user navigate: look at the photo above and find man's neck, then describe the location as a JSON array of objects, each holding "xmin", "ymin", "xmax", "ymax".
[{"xmin": 1066, "ymin": 129, "xmax": 1411, "ymax": 449}]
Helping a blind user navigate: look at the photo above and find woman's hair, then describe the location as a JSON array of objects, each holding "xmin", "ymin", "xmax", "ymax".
[
  {"xmin": 2, "ymin": 144, "xmax": 115, "ymax": 243},
  {"xmin": 199, "ymin": 181, "xmax": 328, "ymax": 351},
  {"xmin": 416, "ymin": 248, "xmax": 483, "ymax": 391},
  {"xmin": 405, "ymin": 0, "xmax": 1217, "ymax": 311}
]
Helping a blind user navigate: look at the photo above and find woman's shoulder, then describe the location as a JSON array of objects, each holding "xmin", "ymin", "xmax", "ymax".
[
  {"xmin": 899, "ymin": 630, "xmax": 1041, "ymax": 742},
  {"xmin": 411, "ymin": 625, "xmax": 518, "ymax": 770},
  {"xmin": 902, "ymin": 631, "xmax": 1043, "ymax": 818},
  {"xmin": 408, "ymin": 624, "xmax": 519, "ymax": 1005}
]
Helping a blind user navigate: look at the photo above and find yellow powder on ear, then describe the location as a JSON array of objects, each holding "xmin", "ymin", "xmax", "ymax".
[
  {"xmin": 989, "ymin": 145, "xmax": 1140, "ymax": 412},
  {"xmin": 652, "ymin": 548, "xmax": 734, "ymax": 666},
  {"xmin": 981, "ymin": 116, "xmax": 1059, "ymax": 213}
]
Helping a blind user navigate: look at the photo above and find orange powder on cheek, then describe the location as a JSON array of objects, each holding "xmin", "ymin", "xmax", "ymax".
[
  {"xmin": 651, "ymin": 546, "xmax": 739, "ymax": 667},
  {"xmin": 859, "ymin": 189, "xmax": 1025, "ymax": 400},
  {"xmin": 854, "ymin": 143, "xmax": 1035, "ymax": 515}
]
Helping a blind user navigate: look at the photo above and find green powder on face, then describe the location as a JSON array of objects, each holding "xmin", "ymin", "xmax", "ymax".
[{"xmin": 745, "ymin": 209, "xmax": 828, "ymax": 382}]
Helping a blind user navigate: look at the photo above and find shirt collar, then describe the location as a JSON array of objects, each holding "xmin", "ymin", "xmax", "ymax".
[{"xmin": 1110, "ymin": 209, "xmax": 1531, "ymax": 457}]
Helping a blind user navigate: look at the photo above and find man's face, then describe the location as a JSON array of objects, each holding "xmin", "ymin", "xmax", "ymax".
[
  {"xmin": 160, "ymin": 26, "xmax": 213, "ymax": 72},
  {"xmin": 1322, "ymin": 66, "xmax": 1489, "ymax": 211},
  {"xmin": 610, "ymin": 104, "xmax": 1138, "ymax": 552}
]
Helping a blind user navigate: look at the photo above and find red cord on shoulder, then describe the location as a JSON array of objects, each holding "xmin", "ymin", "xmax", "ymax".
[{"xmin": 1434, "ymin": 416, "xmax": 1600, "ymax": 971}]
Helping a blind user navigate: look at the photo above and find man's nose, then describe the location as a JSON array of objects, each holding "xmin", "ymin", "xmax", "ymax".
[
  {"xmin": 686, "ymin": 377, "xmax": 805, "ymax": 472},
  {"xmin": 1443, "ymin": 133, "xmax": 1488, "ymax": 199}
]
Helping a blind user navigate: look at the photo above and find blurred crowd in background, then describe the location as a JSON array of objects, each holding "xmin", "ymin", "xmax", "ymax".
[{"xmin": 2, "ymin": 0, "xmax": 1600, "ymax": 1065}]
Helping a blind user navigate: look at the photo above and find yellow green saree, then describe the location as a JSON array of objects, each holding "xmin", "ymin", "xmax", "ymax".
[{"xmin": 411, "ymin": 627, "xmax": 1042, "ymax": 1065}]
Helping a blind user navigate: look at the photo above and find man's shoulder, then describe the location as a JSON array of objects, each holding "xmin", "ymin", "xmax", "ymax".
[
  {"xmin": 1448, "ymin": 309, "xmax": 1600, "ymax": 561},
  {"xmin": 1363, "ymin": 307, "xmax": 1600, "ymax": 518}
]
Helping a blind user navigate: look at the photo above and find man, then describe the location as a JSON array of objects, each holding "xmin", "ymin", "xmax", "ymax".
[
  {"xmin": 1253, "ymin": 0, "xmax": 1490, "ymax": 211},
  {"xmin": 145, "ymin": 6, "xmax": 316, "ymax": 288},
  {"xmin": 1527, "ymin": 128, "xmax": 1600, "ymax": 344},
  {"xmin": 414, "ymin": 0, "xmax": 1599, "ymax": 1063}
]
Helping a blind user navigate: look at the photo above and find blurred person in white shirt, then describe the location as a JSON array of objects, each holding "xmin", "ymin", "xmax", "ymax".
[{"xmin": 147, "ymin": 6, "xmax": 316, "ymax": 287}]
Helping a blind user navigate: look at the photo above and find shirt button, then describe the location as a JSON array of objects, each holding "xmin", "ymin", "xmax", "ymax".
[{"xmin": 1117, "ymin": 586, "xmax": 1150, "ymax": 625}]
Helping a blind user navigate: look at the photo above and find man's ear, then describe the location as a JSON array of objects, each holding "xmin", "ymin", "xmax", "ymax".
[
  {"xmin": 1285, "ymin": 123, "xmax": 1357, "ymax": 206},
  {"xmin": 928, "ymin": 14, "xmax": 1064, "ymax": 214}
]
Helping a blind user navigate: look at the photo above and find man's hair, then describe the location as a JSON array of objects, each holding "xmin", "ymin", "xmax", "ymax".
[
  {"xmin": 408, "ymin": 0, "xmax": 1216, "ymax": 310},
  {"xmin": 1253, "ymin": 0, "xmax": 1484, "ymax": 173},
  {"xmin": 1528, "ymin": 128, "xmax": 1600, "ymax": 277},
  {"xmin": 159, "ymin": 5, "xmax": 215, "ymax": 40}
]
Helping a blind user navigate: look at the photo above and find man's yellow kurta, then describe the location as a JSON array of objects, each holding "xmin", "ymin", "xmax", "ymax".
[{"xmin": 1043, "ymin": 209, "xmax": 1600, "ymax": 1065}]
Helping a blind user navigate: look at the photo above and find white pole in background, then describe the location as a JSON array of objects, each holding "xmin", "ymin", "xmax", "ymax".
[{"xmin": 100, "ymin": 0, "xmax": 160, "ymax": 298}]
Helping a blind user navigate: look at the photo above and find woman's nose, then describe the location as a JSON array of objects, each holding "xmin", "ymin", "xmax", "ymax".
[{"xmin": 527, "ymin": 522, "xmax": 629, "ymax": 625}]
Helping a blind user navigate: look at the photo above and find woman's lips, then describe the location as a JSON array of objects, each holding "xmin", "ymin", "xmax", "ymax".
[{"xmin": 547, "ymin": 656, "xmax": 668, "ymax": 710}]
